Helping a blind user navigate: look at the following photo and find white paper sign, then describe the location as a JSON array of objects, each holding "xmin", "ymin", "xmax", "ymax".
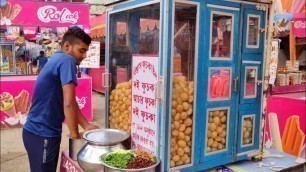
[
  {"xmin": 131, "ymin": 55, "xmax": 159, "ymax": 155},
  {"xmin": 79, "ymin": 41, "xmax": 100, "ymax": 68},
  {"xmin": 269, "ymin": 39, "xmax": 281, "ymax": 85}
]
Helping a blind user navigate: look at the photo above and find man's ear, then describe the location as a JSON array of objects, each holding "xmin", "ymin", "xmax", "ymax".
[{"xmin": 63, "ymin": 41, "xmax": 71, "ymax": 52}]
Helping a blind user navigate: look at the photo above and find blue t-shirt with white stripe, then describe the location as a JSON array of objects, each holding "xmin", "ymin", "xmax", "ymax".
[{"xmin": 24, "ymin": 51, "xmax": 78, "ymax": 137}]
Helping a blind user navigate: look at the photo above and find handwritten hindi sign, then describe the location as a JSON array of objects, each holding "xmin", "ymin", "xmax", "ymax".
[{"xmin": 131, "ymin": 55, "xmax": 158, "ymax": 155}]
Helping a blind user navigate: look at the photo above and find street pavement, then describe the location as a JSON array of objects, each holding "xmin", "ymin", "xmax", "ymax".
[{"xmin": 0, "ymin": 92, "xmax": 105, "ymax": 172}]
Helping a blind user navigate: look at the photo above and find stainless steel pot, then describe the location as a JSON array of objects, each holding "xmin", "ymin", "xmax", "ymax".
[
  {"xmin": 100, "ymin": 153, "xmax": 160, "ymax": 172},
  {"xmin": 69, "ymin": 137, "xmax": 86, "ymax": 161},
  {"xmin": 77, "ymin": 129, "xmax": 130, "ymax": 172}
]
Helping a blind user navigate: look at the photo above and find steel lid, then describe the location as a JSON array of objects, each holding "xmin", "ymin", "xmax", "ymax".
[{"xmin": 83, "ymin": 129, "xmax": 130, "ymax": 146}]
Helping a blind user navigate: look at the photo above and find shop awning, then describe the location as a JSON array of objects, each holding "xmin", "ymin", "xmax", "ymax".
[
  {"xmin": 276, "ymin": 0, "xmax": 306, "ymax": 13},
  {"xmin": 90, "ymin": 13, "xmax": 106, "ymax": 38},
  {"xmin": 89, "ymin": 15, "xmax": 161, "ymax": 38}
]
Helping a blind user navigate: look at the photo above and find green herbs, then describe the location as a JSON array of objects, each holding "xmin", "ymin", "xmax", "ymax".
[
  {"xmin": 101, "ymin": 150, "xmax": 135, "ymax": 169},
  {"xmin": 101, "ymin": 150, "xmax": 158, "ymax": 169}
]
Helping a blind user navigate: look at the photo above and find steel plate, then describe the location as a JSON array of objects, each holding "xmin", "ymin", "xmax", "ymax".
[{"xmin": 83, "ymin": 129, "xmax": 130, "ymax": 146}]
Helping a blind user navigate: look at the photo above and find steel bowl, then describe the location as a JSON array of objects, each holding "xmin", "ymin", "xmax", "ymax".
[
  {"xmin": 100, "ymin": 153, "xmax": 160, "ymax": 172},
  {"xmin": 77, "ymin": 129, "xmax": 130, "ymax": 172}
]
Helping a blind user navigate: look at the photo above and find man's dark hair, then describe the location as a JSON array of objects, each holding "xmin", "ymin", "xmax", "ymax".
[
  {"xmin": 39, "ymin": 50, "xmax": 45, "ymax": 55},
  {"xmin": 61, "ymin": 26, "xmax": 91, "ymax": 46}
]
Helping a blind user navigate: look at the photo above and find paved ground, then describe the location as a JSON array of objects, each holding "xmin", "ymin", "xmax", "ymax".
[{"xmin": 0, "ymin": 92, "xmax": 105, "ymax": 172}]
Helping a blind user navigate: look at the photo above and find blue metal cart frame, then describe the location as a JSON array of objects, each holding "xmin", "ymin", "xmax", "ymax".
[{"xmin": 104, "ymin": 0, "xmax": 269, "ymax": 171}]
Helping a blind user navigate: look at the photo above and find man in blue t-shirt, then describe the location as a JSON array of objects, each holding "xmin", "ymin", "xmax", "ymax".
[
  {"xmin": 23, "ymin": 27, "xmax": 99, "ymax": 172},
  {"xmin": 36, "ymin": 50, "xmax": 48, "ymax": 74}
]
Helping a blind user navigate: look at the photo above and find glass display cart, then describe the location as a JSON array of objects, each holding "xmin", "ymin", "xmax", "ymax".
[
  {"xmin": 103, "ymin": 0, "xmax": 269, "ymax": 171},
  {"xmin": 0, "ymin": 42, "xmax": 16, "ymax": 75}
]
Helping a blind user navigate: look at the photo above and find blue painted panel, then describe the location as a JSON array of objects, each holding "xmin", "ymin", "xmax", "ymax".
[
  {"xmin": 197, "ymin": 156, "xmax": 233, "ymax": 171},
  {"xmin": 239, "ymin": 63, "xmax": 262, "ymax": 104},
  {"xmin": 193, "ymin": 0, "xmax": 206, "ymax": 167},
  {"xmin": 205, "ymin": 0, "xmax": 240, "ymax": 8},
  {"xmin": 238, "ymin": 104, "xmax": 260, "ymax": 111},
  {"xmin": 199, "ymin": 2, "xmax": 240, "ymax": 164},
  {"xmin": 241, "ymin": 53, "xmax": 263, "ymax": 61},
  {"xmin": 160, "ymin": 0, "xmax": 174, "ymax": 171},
  {"xmin": 105, "ymin": 11, "xmax": 111, "ymax": 128},
  {"xmin": 242, "ymin": 8, "xmax": 265, "ymax": 54},
  {"xmin": 112, "ymin": 0, "xmax": 153, "ymax": 10},
  {"xmin": 237, "ymin": 109, "xmax": 261, "ymax": 154},
  {"xmin": 171, "ymin": 156, "xmax": 233, "ymax": 172}
]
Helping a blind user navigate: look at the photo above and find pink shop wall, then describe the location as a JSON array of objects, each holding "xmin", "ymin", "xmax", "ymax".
[
  {"xmin": 0, "ymin": 75, "xmax": 92, "ymax": 129},
  {"xmin": 265, "ymin": 92, "xmax": 306, "ymax": 157}
]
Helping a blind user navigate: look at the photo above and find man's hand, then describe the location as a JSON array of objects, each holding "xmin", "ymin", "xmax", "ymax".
[
  {"xmin": 84, "ymin": 124, "xmax": 99, "ymax": 131},
  {"xmin": 70, "ymin": 132, "xmax": 81, "ymax": 139}
]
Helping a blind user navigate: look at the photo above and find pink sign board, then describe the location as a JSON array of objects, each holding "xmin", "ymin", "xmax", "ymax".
[
  {"xmin": 131, "ymin": 55, "xmax": 159, "ymax": 155},
  {"xmin": 293, "ymin": 13, "xmax": 306, "ymax": 38},
  {"xmin": 60, "ymin": 150, "xmax": 84, "ymax": 172},
  {"xmin": 23, "ymin": 27, "xmax": 37, "ymax": 40},
  {"xmin": 1, "ymin": 0, "xmax": 89, "ymax": 27},
  {"xmin": 0, "ymin": 75, "xmax": 92, "ymax": 129}
]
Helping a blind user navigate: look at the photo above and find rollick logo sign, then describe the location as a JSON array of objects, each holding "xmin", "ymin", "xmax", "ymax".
[
  {"xmin": 37, "ymin": 5, "xmax": 79, "ymax": 24},
  {"xmin": 24, "ymin": 30, "xmax": 35, "ymax": 34},
  {"xmin": 294, "ymin": 21, "xmax": 306, "ymax": 29}
]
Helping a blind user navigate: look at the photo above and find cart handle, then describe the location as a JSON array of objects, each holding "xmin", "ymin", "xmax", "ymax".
[
  {"xmin": 102, "ymin": 72, "xmax": 112, "ymax": 88},
  {"xmin": 155, "ymin": 78, "xmax": 163, "ymax": 102},
  {"xmin": 233, "ymin": 76, "xmax": 238, "ymax": 93}
]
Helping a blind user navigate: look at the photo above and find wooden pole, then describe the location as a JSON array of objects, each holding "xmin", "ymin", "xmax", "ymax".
[
  {"xmin": 261, "ymin": 0, "xmax": 275, "ymax": 158},
  {"xmin": 264, "ymin": 2, "xmax": 276, "ymax": 90},
  {"xmin": 289, "ymin": 22, "xmax": 296, "ymax": 67}
]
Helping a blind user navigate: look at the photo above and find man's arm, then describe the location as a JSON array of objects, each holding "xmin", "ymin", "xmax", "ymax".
[
  {"xmin": 76, "ymin": 106, "xmax": 89, "ymax": 129},
  {"xmin": 63, "ymin": 83, "xmax": 80, "ymax": 139},
  {"xmin": 76, "ymin": 105, "xmax": 99, "ymax": 131}
]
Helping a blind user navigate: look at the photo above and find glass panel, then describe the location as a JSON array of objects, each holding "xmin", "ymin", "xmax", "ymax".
[
  {"xmin": 247, "ymin": 16, "xmax": 259, "ymax": 47},
  {"xmin": 108, "ymin": 4, "xmax": 160, "ymax": 133},
  {"xmin": 211, "ymin": 13, "xmax": 233, "ymax": 59},
  {"xmin": 206, "ymin": 108, "xmax": 229, "ymax": 154},
  {"xmin": 170, "ymin": 2, "xmax": 197, "ymax": 168},
  {"xmin": 0, "ymin": 44, "xmax": 14, "ymax": 74},
  {"xmin": 209, "ymin": 69, "xmax": 231, "ymax": 100},
  {"xmin": 116, "ymin": 22, "xmax": 127, "ymax": 46},
  {"xmin": 244, "ymin": 67, "xmax": 257, "ymax": 98},
  {"xmin": 242, "ymin": 116, "xmax": 254, "ymax": 146}
]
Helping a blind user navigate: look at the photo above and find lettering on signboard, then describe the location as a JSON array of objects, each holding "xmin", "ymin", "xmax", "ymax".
[
  {"xmin": 37, "ymin": 5, "xmax": 79, "ymax": 24},
  {"xmin": 131, "ymin": 56, "xmax": 158, "ymax": 155},
  {"xmin": 62, "ymin": 154, "xmax": 80, "ymax": 172},
  {"xmin": 76, "ymin": 96, "xmax": 87, "ymax": 109},
  {"xmin": 24, "ymin": 30, "xmax": 35, "ymax": 34},
  {"xmin": 294, "ymin": 21, "xmax": 306, "ymax": 29}
]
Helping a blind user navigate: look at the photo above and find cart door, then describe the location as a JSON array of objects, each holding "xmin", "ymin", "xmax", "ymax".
[
  {"xmin": 199, "ymin": 2, "xmax": 240, "ymax": 166},
  {"xmin": 239, "ymin": 6, "xmax": 265, "ymax": 105},
  {"xmin": 105, "ymin": 2, "xmax": 162, "ymax": 155},
  {"xmin": 237, "ymin": 5, "xmax": 266, "ymax": 157}
]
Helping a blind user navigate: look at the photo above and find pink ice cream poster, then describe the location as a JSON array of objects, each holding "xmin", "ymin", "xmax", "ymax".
[{"xmin": 0, "ymin": 75, "xmax": 92, "ymax": 129}]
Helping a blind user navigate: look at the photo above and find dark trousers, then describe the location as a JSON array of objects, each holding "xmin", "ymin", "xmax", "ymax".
[{"xmin": 23, "ymin": 129, "xmax": 62, "ymax": 172}]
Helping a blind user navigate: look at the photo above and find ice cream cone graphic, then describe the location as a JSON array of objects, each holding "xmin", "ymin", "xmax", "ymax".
[
  {"xmin": 0, "ymin": 92, "xmax": 17, "ymax": 118},
  {"xmin": 14, "ymin": 89, "xmax": 30, "ymax": 113}
]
